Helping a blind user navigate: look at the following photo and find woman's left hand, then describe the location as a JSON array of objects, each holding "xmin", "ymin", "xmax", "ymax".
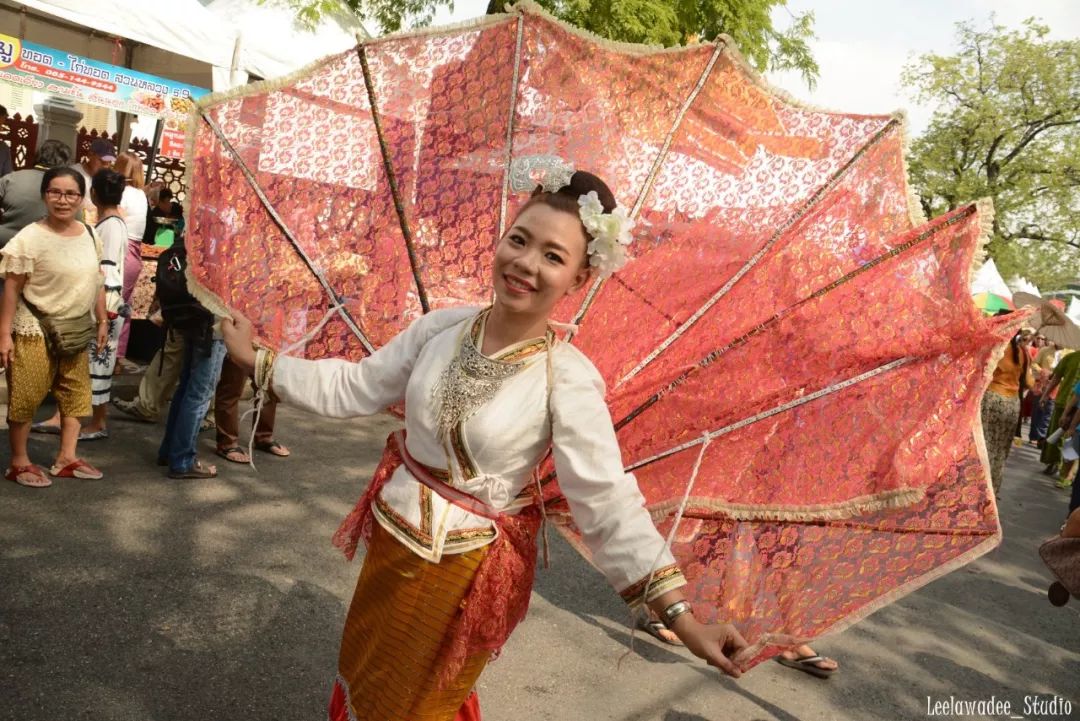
[{"xmin": 668, "ymin": 615, "xmax": 749, "ymax": 678}]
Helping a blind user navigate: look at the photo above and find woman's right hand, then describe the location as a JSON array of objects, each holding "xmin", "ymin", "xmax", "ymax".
[
  {"xmin": 0, "ymin": 333, "xmax": 12, "ymax": 369},
  {"xmin": 668, "ymin": 615, "xmax": 749, "ymax": 678},
  {"xmin": 221, "ymin": 311, "xmax": 257, "ymax": 372}
]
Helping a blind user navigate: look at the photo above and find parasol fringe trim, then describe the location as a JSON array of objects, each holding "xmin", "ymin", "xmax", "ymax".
[
  {"xmin": 971, "ymin": 197, "xmax": 996, "ymax": 275},
  {"xmin": 894, "ymin": 109, "xmax": 929, "ymax": 227},
  {"xmin": 506, "ymin": 1, "xmax": 709, "ymax": 55},
  {"xmin": 184, "ymin": 265, "xmax": 230, "ymax": 319},
  {"xmin": 647, "ymin": 487, "xmax": 925, "ymax": 524},
  {"xmin": 361, "ymin": 9, "xmax": 509, "ymax": 47}
]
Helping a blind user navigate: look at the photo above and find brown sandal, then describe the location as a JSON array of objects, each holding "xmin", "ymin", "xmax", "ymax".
[
  {"xmin": 168, "ymin": 460, "xmax": 218, "ymax": 479},
  {"xmin": 255, "ymin": 440, "xmax": 291, "ymax": 457},
  {"xmin": 216, "ymin": 447, "xmax": 251, "ymax": 464}
]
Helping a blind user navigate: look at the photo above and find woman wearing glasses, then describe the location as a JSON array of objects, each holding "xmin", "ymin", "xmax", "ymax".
[{"xmin": 0, "ymin": 167, "xmax": 108, "ymax": 487}]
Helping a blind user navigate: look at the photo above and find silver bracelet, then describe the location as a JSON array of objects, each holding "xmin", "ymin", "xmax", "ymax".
[{"xmin": 661, "ymin": 600, "xmax": 693, "ymax": 627}]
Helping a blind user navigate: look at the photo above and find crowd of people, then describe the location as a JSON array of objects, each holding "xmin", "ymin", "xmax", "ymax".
[
  {"xmin": 981, "ymin": 323, "xmax": 1080, "ymax": 514},
  {"xmin": 0, "ymin": 135, "xmax": 288, "ymax": 487}
]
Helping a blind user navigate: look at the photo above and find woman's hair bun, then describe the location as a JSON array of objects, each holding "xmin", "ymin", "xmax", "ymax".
[
  {"xmin": 563, "ymin": 171, "xmax": 616, "ymax": 212},
  {"xmin": 530, "ymin": 170, "xmax": 617, "ymax": 214}
]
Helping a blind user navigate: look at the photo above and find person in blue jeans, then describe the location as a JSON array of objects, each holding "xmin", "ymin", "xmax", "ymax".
[{"xmin": 158, "ymin": 333, "xmax": 226, "ymax": 478}]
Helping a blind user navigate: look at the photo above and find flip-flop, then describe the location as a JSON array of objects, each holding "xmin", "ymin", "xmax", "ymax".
[
  {"xmin": 216, "ymin": 446, "xmax": 251, "ymax": 464},
  {"xmin": 775, "ymin": 654, "xmax": 837, "ymax": 679},
  {"xmin": 30, "ymin": 422, "xmax": 61, "ymax": 435},
  {"xmin": 49, "ymin": 459, "xmax": 104, "ymax": 480},
  {"xmin": 255, "ymin": 440, "xmax": 291, "ymax": 457},
  {"xmin": 638, "ymin": 618, "xmax": 684, "ymax": 646},
  {"xmin": 78, "ymin": 429, "xmax": 109, "ymax": 441},
  {"xmin": 168, "ymin": 461, "xmax": 217, "ymax": 479},
  {"xmin": 5, "ymin": 464, "xmax": 51, "ymax": 488}
]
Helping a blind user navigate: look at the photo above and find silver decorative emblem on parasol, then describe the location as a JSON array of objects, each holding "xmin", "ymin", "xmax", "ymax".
[{"xmin": 509, "ymin": 155, "xmax": 576, "ymax": 193}]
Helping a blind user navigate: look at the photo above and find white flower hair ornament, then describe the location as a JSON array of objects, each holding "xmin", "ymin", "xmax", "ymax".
[{"xmin": 577, "ymin": 191, "xmax": 635, "ymax": 278}]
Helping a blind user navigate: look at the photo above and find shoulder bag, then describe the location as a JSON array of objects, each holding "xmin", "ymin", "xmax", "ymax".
[{"xmin": 21, "ymin": 222, "xmax": 98, "ymax": 357}]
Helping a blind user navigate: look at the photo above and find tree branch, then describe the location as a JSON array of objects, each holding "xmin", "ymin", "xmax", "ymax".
[
  {"xmin": 1008, "ymin": 225, "xmax": 1080, "ymax": 249},
  {"xmin": 984, "ymin": 132, "xmax": 1007, "ymax": 182},
  {"xmin": 999, "ymin": 114, "xmax": 1079, "ymax": 168}
]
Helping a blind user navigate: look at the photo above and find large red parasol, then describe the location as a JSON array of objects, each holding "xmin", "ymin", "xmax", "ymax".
[{"xmin": 183, "ymin": 3, "xmax": 1011, "ymax": 666}]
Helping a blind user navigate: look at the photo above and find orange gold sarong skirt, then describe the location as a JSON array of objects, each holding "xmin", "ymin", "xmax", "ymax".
[{"xmin": 331, "ymin": 521, "xmax": 490, "ymax": 721}]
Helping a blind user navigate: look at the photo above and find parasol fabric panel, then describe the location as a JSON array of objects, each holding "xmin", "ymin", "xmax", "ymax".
[{"xmin": 183, "ymin": 2, "xmax": 1009, "ymax": 667}]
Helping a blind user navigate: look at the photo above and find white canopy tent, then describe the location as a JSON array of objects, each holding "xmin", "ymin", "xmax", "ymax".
[
  {"xmin": 1007, "ymin": 276, "xmax": 1041, "ymax": 298},
  {"xmin": 970, "ymin": 259, "xmax": 1013, "ymax": 299},
  {"xmin": 6, "ymin": 0, "xmax": 365, "ymax": 90},
  {"xmin": 204, "ymin": 0, "xmax": 368, "ymax": 82},
  {"xmin": 10, "ymin": 0, "xmax": 242, "ymax": 89},
  {"xmin": 1068, "ymin": 298, "xmax": 1080, "ymax": 324}
]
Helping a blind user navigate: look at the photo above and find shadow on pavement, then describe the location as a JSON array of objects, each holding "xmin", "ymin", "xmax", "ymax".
[{"xmin": 2, "ymin": 405, "xmax": 1078, "ymax": 721}]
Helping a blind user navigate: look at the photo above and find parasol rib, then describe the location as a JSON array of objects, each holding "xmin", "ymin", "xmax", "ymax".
[
  {"xmin": 571, "ymin": 41, "xmax": 726, "ymax": 326},
  {"xmin": 358, "ymin": 43, "xmax": 431, "ymax": 314},
  {"xmin": 197, "ymin": 111, "xmax": 376, "ymax": 355},
  {"xmin": 497, "ymin": 13, "xmax": 526, "ymax": 239},
  {"xmin": 613, "ymin": 204, "xmax": 977, "ymax": 431},
  {"xmin": 616, "ymin": 119, "xmax": 902, "ymax": 389},
  {"xmin": 629, "ymin": 42, "xmax": 726, "ymax": 220},
  {"xmin": 624, "ymin": 357, "xmax": 914, "ymax": 473}
]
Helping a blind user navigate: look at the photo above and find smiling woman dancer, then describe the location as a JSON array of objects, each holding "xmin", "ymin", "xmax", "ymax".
[{"xmin": 222, "ymin": 169, "xmax": 747, "ymax": 721}]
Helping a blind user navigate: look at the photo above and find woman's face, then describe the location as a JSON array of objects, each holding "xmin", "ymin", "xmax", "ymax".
[
  {"xmin": 492, "ymin": 203, "xmax": 592, "ymax": 319},
  {"xmin": 43, "ymin": 175, "xmax": 83, "ymax": 223}
]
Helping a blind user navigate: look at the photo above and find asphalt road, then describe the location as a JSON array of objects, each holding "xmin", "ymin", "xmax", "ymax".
[{"xmin": 1, "ymin": 396, "xmax": 1077, "ymax": 721}]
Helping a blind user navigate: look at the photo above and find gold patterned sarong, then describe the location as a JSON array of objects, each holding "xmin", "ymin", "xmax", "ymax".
[{"xmin": 335, "ymin": 521, "xmax": 490, "ymax": 721}]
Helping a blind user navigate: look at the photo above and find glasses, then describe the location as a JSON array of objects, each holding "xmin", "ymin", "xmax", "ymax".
[{"xmin": 45, "ymin": 189, "xmax": 83, "ymax": 201}]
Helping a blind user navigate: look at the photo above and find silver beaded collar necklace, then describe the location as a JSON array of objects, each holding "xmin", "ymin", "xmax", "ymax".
[{"xmin": 432, "ymin": 310, "xmax": 551, "ymax": 442}]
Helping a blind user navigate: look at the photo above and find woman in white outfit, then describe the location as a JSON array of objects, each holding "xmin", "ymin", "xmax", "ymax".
[{"xmin": 222, "ymin": 169, "xmax": 748, "ymax": 721}]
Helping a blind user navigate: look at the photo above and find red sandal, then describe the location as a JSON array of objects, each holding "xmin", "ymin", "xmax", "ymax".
[
  {"xmin": 5, "ymin": 464, "xmax": 51, "ymax": 488},
  {"xmin": 49, "ymin": 459, "xmax": 104, "ymax": 480}
]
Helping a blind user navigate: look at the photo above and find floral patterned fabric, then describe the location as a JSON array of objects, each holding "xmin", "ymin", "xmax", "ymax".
[{"xmin": 184, "ymin": 5, "xmax": 1010, "ymax": 667}]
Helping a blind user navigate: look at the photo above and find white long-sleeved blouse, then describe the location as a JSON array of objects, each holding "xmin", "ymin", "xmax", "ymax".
[{"xmin": 271, "ymin": 307, "xmax": 685, "ymax": 607}]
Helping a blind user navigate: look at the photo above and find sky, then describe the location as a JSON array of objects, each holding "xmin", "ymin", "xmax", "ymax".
[{"xmin": 435, "ymin": 0, "xmax": 1080, "ymax": 135}]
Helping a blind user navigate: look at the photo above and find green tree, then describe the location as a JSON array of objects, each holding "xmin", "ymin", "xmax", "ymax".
[
  {"xmin": 271, "ymin": 0, "xmax": 818, "ymax": 86},
  {"xmin": 508, "ymin": 0, "xmax": 816, "ymax": 85},
  {"xmin": 903, "ymin": 19, "xmax": 1080, "ymax": 290},
  {"xmin": 263, "ymin": 0, "xmax": 451, "ymax": 34}
]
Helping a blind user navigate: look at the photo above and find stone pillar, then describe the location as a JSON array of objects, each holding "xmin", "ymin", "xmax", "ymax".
[{"xmin": 33, "ymin": 96, "xmax": 83, "ymax": 156}]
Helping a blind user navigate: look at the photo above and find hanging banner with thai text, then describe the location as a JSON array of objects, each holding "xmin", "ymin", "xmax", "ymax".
[{"xmin": 0, "ymin": 33, "xmax": 209, "ymax": 159}]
